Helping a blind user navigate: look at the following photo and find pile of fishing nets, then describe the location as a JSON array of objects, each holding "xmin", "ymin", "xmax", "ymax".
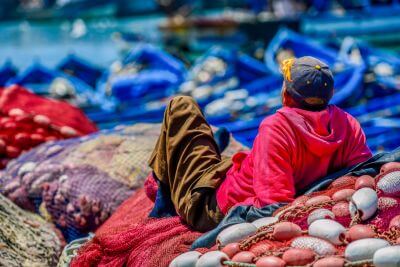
[
  {"xmin": 0, "ymin": 192, "xmax": 64, "ymax": 267},
  {"xmin": 0, "ymin": 85, "xmax": 97, "ymax": 168},
  {"xmin": 170, "ymin": 162, "xmax": 400, "ymax": 267},
  {"xmin": 69, "ymin": 134, "xmax": 247, "ymax": 267},
  {"xmin": 0, "ymin": 123, "xmax": 171, "ymax": 241}
]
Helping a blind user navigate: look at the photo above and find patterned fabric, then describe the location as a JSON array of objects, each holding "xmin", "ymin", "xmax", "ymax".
[{"xmin": 0, "ymin": 193, "xmax": 63, "ymax": 267}]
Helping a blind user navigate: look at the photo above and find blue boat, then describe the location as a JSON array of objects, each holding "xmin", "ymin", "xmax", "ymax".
[
  {"xmin": 0, "ymin": 60, "xmax": 17, "ymax": 87},
  {"xmin": 180, "ymin": 46, "xmax": 270, "ymax": 106},
  {"xmin": 7, "ymin": 62, "xmax": 101, "ymax": 110},
  {"xmin": 301, "ymin": 1, "xmax": 400, "ymax": 47},
  {"xmin": 57, "ymin": 54, "xmax": 104, "ymax": 88},
  {"xmin": 97, "ymin": 44, "xmax": 186, "ymax": 106},
  {"xmin": 265, "ymin": 28, "xmax": 366, "ymax": 107},
  {"xmin": 337, "ymin": 38, "xmax": 400, "ymax": 96}
]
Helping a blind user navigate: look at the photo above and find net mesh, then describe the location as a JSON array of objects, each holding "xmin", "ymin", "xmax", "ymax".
[
  {"xmin": 0, "ymin": 124, "xmax": 167, "ymax": 241},
  {"xmin": 0, "ymin": 193, "xmax": 64, "ymax": 267},
  {"xmin": 72, "ymin": 164, "xmax": 400, "ymax": 267},
  {"xmin": 71, "ymin": 132, "xmax": 247, "ymax": 266}
]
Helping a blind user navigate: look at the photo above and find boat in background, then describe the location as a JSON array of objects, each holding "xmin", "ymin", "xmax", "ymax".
[
  {"xmin": 57, "ymin": 54, "xmax": 104, "ymax": 88},
  {"xmin": 0, "ymin": 60, "xmax": 18, "ymax": 87}
]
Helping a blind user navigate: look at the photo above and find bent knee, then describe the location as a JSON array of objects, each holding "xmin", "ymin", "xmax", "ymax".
[{"xmin": 169, "ymin": 95, "xmax": 199, "ymax": 112}]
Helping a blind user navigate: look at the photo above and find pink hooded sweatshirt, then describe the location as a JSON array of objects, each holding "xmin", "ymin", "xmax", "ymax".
[{"xmin": 216, "ymin": 105, "xmax": 372, "ymax": 214}]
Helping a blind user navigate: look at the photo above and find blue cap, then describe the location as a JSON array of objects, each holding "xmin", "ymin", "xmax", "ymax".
[{"xmin": 282, "ymin": 56, "xmax": 334, "ymax": 111}]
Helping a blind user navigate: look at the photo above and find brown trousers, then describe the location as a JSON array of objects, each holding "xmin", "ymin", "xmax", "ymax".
[{"xmin": 148, "ymin": 96, "xmax": 232, "ymax": 232}]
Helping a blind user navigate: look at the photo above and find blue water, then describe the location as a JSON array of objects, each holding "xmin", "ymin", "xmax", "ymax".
[{"xmin": 0, "ymin": 15, "xmax": 164, "ymax": 70}]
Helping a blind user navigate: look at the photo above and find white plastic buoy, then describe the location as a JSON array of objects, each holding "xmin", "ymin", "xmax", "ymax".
[
  {"xmin": 251, "ymin": 217, "xmax": 278, "ymax": 229},
  {"xmin": 373, "ymin": 246, "xmax": 400, "ymax": 267},
  {"xmin": 291, "ymin": 236, "xmax": 337, "ymax": 256},
  {"xmin": 169, "ymin": 251, "xmax": 202, "ymax": 267},
  {"xmin": 349, "ymin": 188, "xmax": 378, "ymax": 221},
  {"xmin": 195, "ymin": 251, "xmax": 229, "ymax": 267},
  {"xmin": 345, "ymin": 238, "xmax": 390, "ymax": 262},
  {"xmin": 216, "ymin": 223, "xmax": 257, "ymax": 247},
  {"xmin": 307, "ymin": 209, "xmax": 335, "ymax": 226},
  {"xmin": 308, "ymin": 219, "xmax": 346, "ymax": 245},
  {"xmin": 377, "ymin": 171, "xmax": 400, "ymax": 196}
]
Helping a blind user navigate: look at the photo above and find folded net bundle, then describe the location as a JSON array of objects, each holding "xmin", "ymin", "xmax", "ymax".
[
  {"xmin": 71, "ymin": 134, "xmax": 247, "ymax": 267},
  {"xmin": 0, "ymin": 124, "xmax": 168, "ymax": 241},
  {"xmin": 0, "ymin": 85, "xmax": 97, "ymax": 168},
  {"xmin": 170, "ymin": 162, "xmax": 400, "ymax": 267},
  {"xmin": 0, "ymin": 193, "xmax": 64, "ymax": 267}
]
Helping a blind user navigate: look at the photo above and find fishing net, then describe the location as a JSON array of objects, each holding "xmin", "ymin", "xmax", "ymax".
[
  {"xmin": 75, "ymin": 162, "xmax": 400, "ymax": 267},
  {"xmin": 0, "ymin": 85, "xmax": 97, "ymax": 168},
  {"xmin": 71, "ymin": 133, "xmax": 247, "ymax": 266},
  {"xmin": 1, "ymin": 123, "xmax": 246, "ymax": 242},
  {"xmin": 71, "ymin": 189, "xmax": 203, "ymax": 267},
  {"xmin": 0, "ymin": 124, "xmax": 164, "ymax": 241},
  {"xmin": 0, "ymin": 193, "xmax": 64, "ymax": 267},
  {"xmin": 212, "ymin": 166, "xmax": 400, "ymax": 267}
]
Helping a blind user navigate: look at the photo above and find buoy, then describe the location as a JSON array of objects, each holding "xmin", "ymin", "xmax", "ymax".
[
  {"xmin": 221, "ymin": 243, "xmax": 240, "ymax": 258},
  {"xmin": 195, "ymin": 251, "xmax": 229, "ymax": 267},
  {"xmin": 272, "ymin": 222, "xmax": 302, "ymax": 241},
  {"xmin": 282, "ymin": 248, "xmax": 315, "ymax": 266},
  {"xmin": 355, "ymin": 175, "xmax": 375, "ymax": 190},
  {"xmin": 378, "ymin": 197, "xmax": 399, "ymax": 211},
  {"xmin": 380, "ymin": 162, "xmax": 400, "ymax": 174},
  {"xmin": 60, "ymin": 126, "xmax": 78, "ymax": 137},
  {"xmin": 305, "ymin": 195, "xmax": 331, "ymax": 206},
  {"xmin": 331, "ymin": 176, "xmax": 356, "ymax": 188},
  {"xmin": 251, "ymin": 217, "xmax": 278, "ymax": 229},
  {"xmin": 291, "ymin": 236, "xmax": 337, "ymax": 256},
  {"xmin": 307, "ymin": 208, "xmax": 335, "ymax": 225},
  {"xmin": 346, "ymin": 224, "xmax": 375, "ymax": 242},
  {"xmin": 8, "ymin": 108, "xmax": 25, "ymax": 117},
  {"xmin": 389, "ymin": 215, "xmax": 400, "ymax": 229},
  {"xmin": 217, "ymin": 223, "xmax": 257, "ymax": 248},
  {"xmin": 255, "ymin": 256, "xmax": 285, "ymax": 267},
  {"xmin": 377, "ymin": 171, "xmax": 400, "ymax": 197},
  {"xmin": 332, "ymin": 189, "xmax": 355, "ymax": 201},
  {"xmin": 231, "ymin": 251, "xmax": 255, "ymax": 263},
  {"xmin": 33, "ymin": 115, "xmax": 51, "ymax": 126},
  {"xmin": 349, "ymin": 188, "xmax": 378, "ymax": 221},
  {"xmin": 308, "ymin": 219, "xmax": 346, "ymax": 245},
  {"xmin": 169, "ymin": 251, "xmax": 202, "ymax": 267},
  {"xmin": 313, "ymin": 257, "xmax": 345, "ymax": 267},
  {"xmin": 345, "ymin": 238, "xmax": 390, "ymax": 261},
  {"xmin": 373, "ymin": 246, "xmax": 400, "ymax": 267},
  {"xmin": 332, "ymin": 202, "xmax": 350, "ymax": 217}
]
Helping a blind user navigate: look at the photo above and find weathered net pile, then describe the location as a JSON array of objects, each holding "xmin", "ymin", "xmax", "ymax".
[
  {"xmin": 170, "ymin": 162, "xmax": 400, "ymax": 267},
  {"xmin": 0, "ymin": 192, "xmax": 64, "ymax": 267},
  {"xmin": 0, "ymin": 85, "xmax": 97, "ymax": 168},
  {"xmin": 0, "ymin": 123, "xmax": 169, "ymax": 241},
  {"xmin": 70, "ymin": 135, "xmax": 247, "ymax": 267}
]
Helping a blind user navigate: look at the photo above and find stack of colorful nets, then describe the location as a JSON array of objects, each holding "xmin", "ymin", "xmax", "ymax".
[
  {"xmin": 0, "ymin": 123, "xmax": 170, "ymax": 241},
  {"xmin": 0, "ymin": 192, "xmax": 64, "ymax": 267},
  {"xmin": 0, "ymin": 85, "xmax": 97, "ymax": 168},
  {"xmin": 70, "ymin": 134, "xmax": 247, "ymax": 267},
  {"xmin": 171, "ymin": 162, "xmax": 400, "ymax": 267}
]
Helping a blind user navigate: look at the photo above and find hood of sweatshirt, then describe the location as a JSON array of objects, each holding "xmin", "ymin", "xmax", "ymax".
[{"xmin": 277, "ymin": 105, "xmax": 350, "ymax": 157}]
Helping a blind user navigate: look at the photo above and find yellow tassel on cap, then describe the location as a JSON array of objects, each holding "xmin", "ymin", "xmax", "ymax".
[
  {"xmin": 315, "ymin": 65, "xmax": 321, "ymax": 70},
  {"xmin": 280, "ymin": 58, "xmax": 295, "ymax": 82}
]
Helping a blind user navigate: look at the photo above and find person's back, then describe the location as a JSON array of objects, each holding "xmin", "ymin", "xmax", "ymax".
[
  {"xmin": 216, "ymin": 104, "xmax": 371, "ymax": 213},
  {"xmin": 148, "ymin": 56, "xmax": 371, "ymax": 232}
]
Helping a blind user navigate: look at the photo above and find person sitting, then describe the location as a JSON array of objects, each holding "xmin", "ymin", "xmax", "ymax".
[{"xmin": 148, "ymin": 56, "xmax": 372, "ymax": 232}]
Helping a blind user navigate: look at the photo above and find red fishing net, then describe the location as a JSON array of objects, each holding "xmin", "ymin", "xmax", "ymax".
[
  {"xmin": 71, "ymin": 188, "xmax": 204, "ymax": 267},
  {"xmin": 72, "ymin": 164, "xmax": 400, "ymax": 267},
  {"xmin": 0, "ymin": 85, "xmax": 97, "ymax": 168}
]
